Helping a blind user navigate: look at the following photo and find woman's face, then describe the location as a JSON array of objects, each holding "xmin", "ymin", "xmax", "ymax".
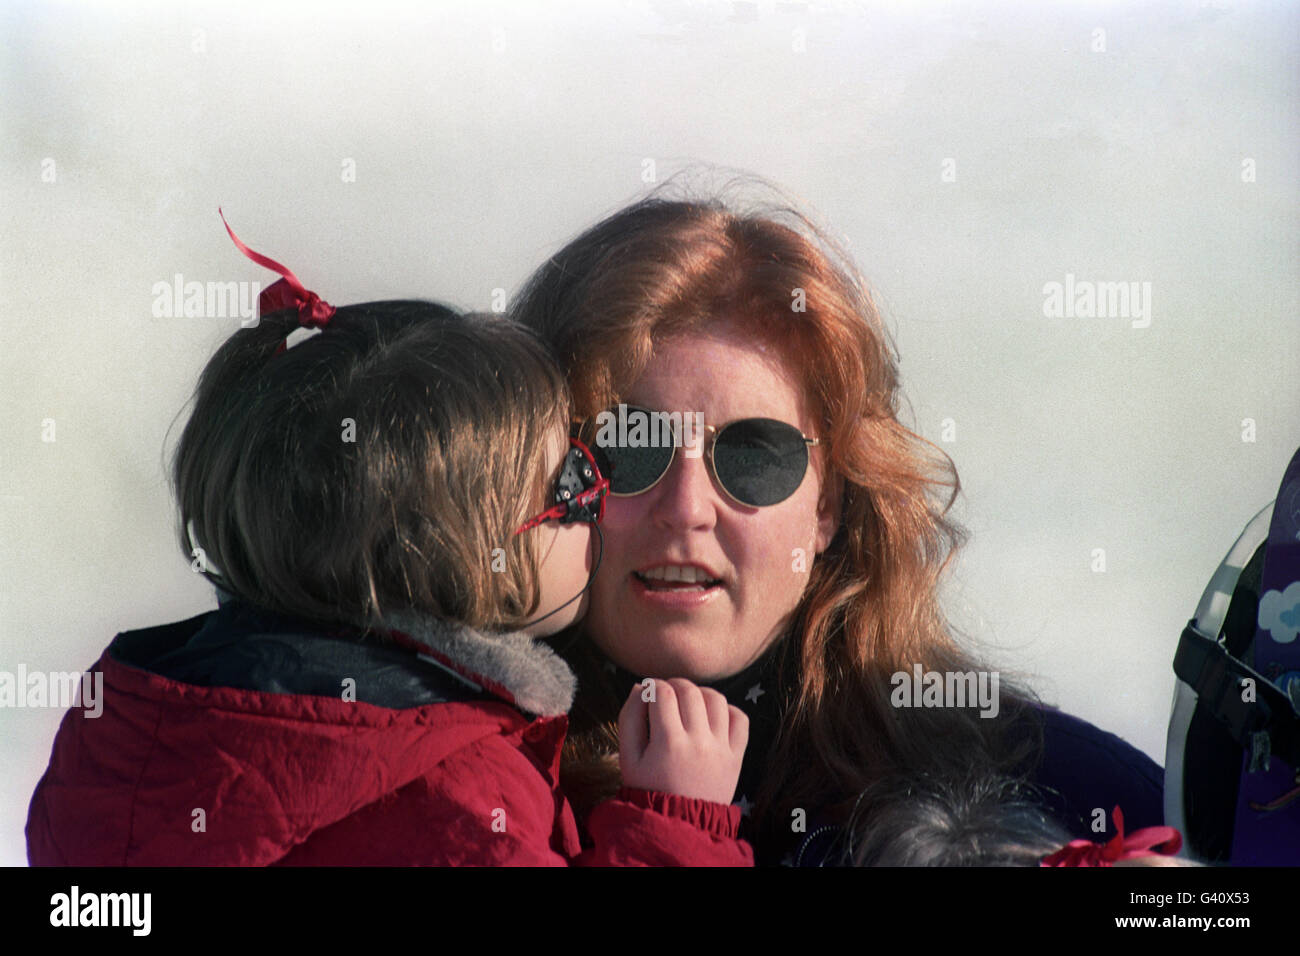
[{"xmin": 582, "ymin": 324, "xmax": 840, "ymax": 681}]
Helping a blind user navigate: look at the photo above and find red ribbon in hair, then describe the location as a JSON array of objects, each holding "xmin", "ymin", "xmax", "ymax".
[
  {"xmin": 1040, "ymin": 805, "xmax": 1183, "ymax": 867},
  {"xmin": 219, "ymin": 209, "xmax": 336, "ymax": 345}
]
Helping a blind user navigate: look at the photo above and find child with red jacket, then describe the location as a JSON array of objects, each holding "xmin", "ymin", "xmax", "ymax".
[{"xmin": 26, "ymin": 220, "xmax": 751, "ymax": 866}]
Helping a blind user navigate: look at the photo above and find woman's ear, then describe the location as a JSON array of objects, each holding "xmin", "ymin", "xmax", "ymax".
[{"xmin": 815, "ymin": 471, "xmax": 844, "ymax": 554}]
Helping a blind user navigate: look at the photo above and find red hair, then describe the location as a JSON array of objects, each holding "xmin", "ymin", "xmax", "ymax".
[{"xmin": 513, "ymin": 181, "xmax": 1045, "ymax": 846}]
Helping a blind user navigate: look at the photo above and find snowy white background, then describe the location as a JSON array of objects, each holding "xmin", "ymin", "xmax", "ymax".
[{"xmin": 2, "ymin": 0, "xmax": 1298, "ymax": 866}]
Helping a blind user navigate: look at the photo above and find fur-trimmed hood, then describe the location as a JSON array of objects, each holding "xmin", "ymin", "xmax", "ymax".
[
  {"xmin": 107, "ymin": 598, "xmax": 576, "ymax": 718},
  {"xmin": 384, "ymin": 612, "xmax": 576, "ymax": 717}
]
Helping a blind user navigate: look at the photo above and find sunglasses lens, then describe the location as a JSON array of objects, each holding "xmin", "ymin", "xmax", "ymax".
[
  {"xmin": 713, "ymin": 419, "xmax": 810, "ymax": 507},
  {"xmin": 590, "ymin": 436, "xmax": 674, "ymax": 496}
]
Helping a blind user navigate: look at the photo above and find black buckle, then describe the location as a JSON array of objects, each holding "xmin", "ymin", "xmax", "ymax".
[{"xmin": 1174, "ymin": 619, "xmax": 1300, "ymax": 771}]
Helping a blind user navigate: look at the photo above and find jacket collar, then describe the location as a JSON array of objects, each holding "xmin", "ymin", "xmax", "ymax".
[{"xmin": 385, "ymin": 612, "xmax": 576, "ymax": 718}]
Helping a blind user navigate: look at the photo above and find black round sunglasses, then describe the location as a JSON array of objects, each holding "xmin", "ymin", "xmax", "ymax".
[{"xmin": 575, "ymin": 405, "xmax": 821, "ymax": 508}]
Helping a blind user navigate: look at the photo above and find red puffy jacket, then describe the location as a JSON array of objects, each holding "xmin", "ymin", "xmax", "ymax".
[{"xmin": 26, "ymin": 601, "xmax": 752, "ymax": 866}]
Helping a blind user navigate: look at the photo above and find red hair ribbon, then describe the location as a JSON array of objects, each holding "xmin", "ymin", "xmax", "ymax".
[
  {"xmin": 1041, "ymin": 806, "xmax": 1183, "ymax": 867},
  {"xmin": 219, "ymin": 209, "xmax": 336, "ymax": 347}
]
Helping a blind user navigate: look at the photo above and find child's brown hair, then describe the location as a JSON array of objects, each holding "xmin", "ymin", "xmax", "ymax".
[{"xmin": 172, "ymin": 302, "xmax": 569, "ymax": 632}]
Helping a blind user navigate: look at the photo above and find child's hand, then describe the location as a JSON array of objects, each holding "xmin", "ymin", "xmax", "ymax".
[{"xmin": 618, "ymin": 677, "xmax": 749, "ymax": 805}]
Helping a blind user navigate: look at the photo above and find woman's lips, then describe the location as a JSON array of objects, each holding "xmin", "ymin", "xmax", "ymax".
[
  {"xmin": 630, "ymin": 571, "xmax": 724, "ymax": 609},
  {"xmin": 634, "ymin": 562, "xmax": 722, "ymax": 582}
]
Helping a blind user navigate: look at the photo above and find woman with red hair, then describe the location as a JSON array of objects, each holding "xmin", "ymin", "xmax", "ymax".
[{"xmin": 512, "ymin": 181, "xmax": 1165, "ymax": 865}]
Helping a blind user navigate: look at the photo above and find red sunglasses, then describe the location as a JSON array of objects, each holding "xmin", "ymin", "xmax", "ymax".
[{"xmin": 514, "ymin": 437, "xmax": 609, "ymax": 535}]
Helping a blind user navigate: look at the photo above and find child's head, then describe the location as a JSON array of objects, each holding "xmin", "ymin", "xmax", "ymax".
[
  {"xmin": 173, "ymin": 301, "xmax": 592, "ymax": 634},
  {"xmin": 842, "ymin": 771, "xmax": 1195, "ymax": 866},
  {"xmin": 843, "ymin": 771, "xmax": 1072, "ymax": 867}
]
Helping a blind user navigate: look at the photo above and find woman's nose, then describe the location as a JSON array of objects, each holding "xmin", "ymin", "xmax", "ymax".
[{"xmin": 649, "ymin": 446, "xmax": 718, "ymax": 531}]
